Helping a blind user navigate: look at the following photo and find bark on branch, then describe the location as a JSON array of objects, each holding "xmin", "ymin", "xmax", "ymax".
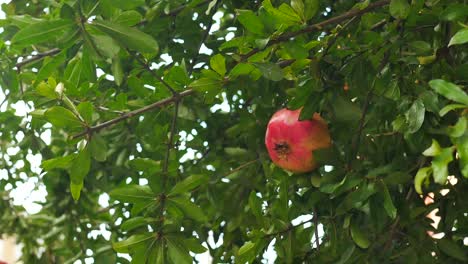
[
  {"xmin": 242, "ymin": 0, "xmax": 391, "ymax": 61},
  {"xmin": 71, "ymin": 89, "xmax": 194, "ymax": 139}
]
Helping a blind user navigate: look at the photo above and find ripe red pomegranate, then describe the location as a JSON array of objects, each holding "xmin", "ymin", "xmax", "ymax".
[{"xmin": 265, "ymin": 108, "xmax": 331, "ymax": 173}]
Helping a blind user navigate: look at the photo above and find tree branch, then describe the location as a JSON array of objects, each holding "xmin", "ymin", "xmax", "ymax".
[
  {"xmin": 137, "ymin": 0, "xmax": 212, "ymax": 26},
  {"xmin": 162, "ymin": 102, "xmax": 180, "ymax": 180},
  {"xmin": 241, "ymin": 0, "xmax": 390, "ymax": 61},
  {"xmin": 15, "ymin": 48, "xmax": 61, "ymax": 69},
  {"xmin": 134, "ymin": 53, "xmax": 179, "ymax": 96},
  {"xmin": 314, "ymin": 208, "xmax": 320, "ymax": 252},
  {"xmin": 348, "ymin": 51, "xmax": 390, "ymax": 168},
  {"xmin": 188, "ymin": 0, "xmax": 222, "ymax": 75},
  {"xmin": 71, "ymin": 89, "xmax": 194, "ymax": 139}
]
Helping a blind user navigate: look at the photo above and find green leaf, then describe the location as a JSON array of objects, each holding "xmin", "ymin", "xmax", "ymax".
[
  {"xmin": 438, "ymin": 239, "xmax": 468, "ymax": 261},
  {"xmin": 112, "ymin": 234, "xmax": 155, "ymax": 253},
  {"xmin": 333, "ymin": 96, "xmax": 362, "ymax": 123},
  {"xmin": 65, "ymin": 59, "xmax": 83, "ymax": 88},
  {"xmin": 414, "ymin": 167, "xmax": 431, "ymax": 194},
  {"xmin": 35, "ymin": 50, "xmax": 67, "ymax": 85},
  {"xmin": 378, "ymin": 181, "xmax": 397, "ymax": 219},
  {"xmin": 389, "ymin": 0, "xmax": 410, "ymax": 19},
  {"xmin": 128, "ymin": 158, "xmax": 160, "ymax": 173},
  {"xmin": 70, "ymin": 181, "xmax": 83, "ymax": 201},
  {"xmin": 77, "ymin": 102, "xmax": 94, "ymax": 124},
  {"xmin": 169, "ymin": 196, "xmax": 208, "ymax": 222},
  {"xmin": 183, "ymin": 238, "xmax": 207, "ymax": 254},
  {"xmin": 111, "ymin": 56, "xmax": 124, "ymax": 86},
  {"xmin": 35, "ymin": 82, "xmax": 56, "ymax": 99},
  {"xmin": 91, "ymin": 20, "xmax": 159, "ymax": 54},
  {"xmin": 236, "ymin": 9, "xmax": 265, "ymax": 35},
  {"xmin": 353, "ymin": 0, "xmax": 370, "ymax": 10},
  {"xmin": 109, "ymin": 185, "xmax": 155, "ymax": 203},
  {"xmin": 210, "ymin": 54, "xmax": 226, "ymax": 76},
  {"xmin": 89, "ymin": 134, "xmax": 107, "ymax": 162},
  {"xmin": 303, "ymin": 0, "xmax": 319, "ymax": 20},
  {"xmin": 440, "ymin": 4, "xmax": 468, "ymax": 21},
  {"xmin": 408, "ymin": 41, "xmax": 431, "ymax": 55},
  {"xmin": 263, "ymin": 0, "xmax": 302, "ymax": 26},
  {"xmin": 350, "ymin": 221, "xmax": 370, "ymax": 249},
  {"xmin": 44, "ymin": 106, "xmax": 83, "ymax": 129},
  {"xmin": 455, "ymin": 135, "xmax": 468, "ymax": 178},
  {"xmin": 448, "ymin": 28, "xmax": 468, "ymax": 47},
  {"xmin": 248, "ymin": 191, "xmax": 263, "ymax": 219},
  {"xmin": 228, "ymin": 63, "xmax": 255, "ymax": 79},
  {"xmin": 439, "ymin": 104, "xmax": 466, "ymax": 117},
  {"xmin": 81, "ymin": 48, "xmax": 96, "ymax": 82},
  {"xmin": 114, "ymin": 10, "xmax": 143, "ymax": 26},
  {"xmin": 11, "ymin": 19, "xmax": 74, "ymax": 46},
  {"xmin": 432, "ymin": 147, "xmax": 454, "ymax": 184},
  {"xmin": 252, "ymin": 62, "xmax": 284, "ymax": 81},
  {"xmin": 336, "ymin": 244, "xmax": 356, "ymax": 264},
  {"xmin": 169, "ymin": 174, "xmax": 208, "ymax": 196},
  {"xmin": 238, "ymin": 241, "xmax": 255, "ymax": 256},
  {"xmin": 108, "ymin": 0, "xmax": 145, "ymax": 10},
  {"xmin": 121, "ymin": 217, "xmax": 155, "ymax": 232},
  {"xmin": 448, "ymin": 116, "xmax": 467, "ymax": 138},
  {"xmin": 189, "ymin": 77, "xmax": 222, "ymax": 93},
  {"xmin": 336, "ymin": 182, "xmax": 376, "ymax": 214},
  {"xmin": 167, "ymin": 238, "xmax": 192, "ymax": 264},
  {"xmin": 90, "ymin": 33, "xmax": 121, "ymax": 58},
  {"xmin": 41, "ymin": 154, "xmax": 76, "ymax": 171},
  {"xmin": 290, "ymin": 0, "xmax": 305, "ymax": 21},
  {"xmin": 405, "ymin": 99, "xmax": 425, "ymax": 133},
  {"xmin": 423, "ymin": 139, "xmax": 441, "ymax": 156},
  {"xmin": 69, "ymin": 147, "xmax": 91, "ymax": 184},
  {"xmin": 429, "ymin": 79, "xmax": 468, "ymax": 106},
  {"xmin": 153, "ymin": 241, "xmax": 165, "ymax": 264}
]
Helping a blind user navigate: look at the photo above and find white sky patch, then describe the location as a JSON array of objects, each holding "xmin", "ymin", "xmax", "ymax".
[
  {"xmin": 209, "ymin": 11, "xmax": 224, "ymax": 34},
  {"xmin": 11, "ymin": 101, "xmax": 31, "ymax": 116},
  {"xmin": 98, "ymin": 193, "xmax": 110, "ymax": 208},
  {"xmin": 263, "ymin": 238, "xmax": 277, "ymax": 264},
  {"xmin": 10, "ymin": 177, "xmax": 46, "ymax": 214},
  {"xmin": 225, "ymin": 32, "xmax": 235, "ymax": 41},
  {"xmin": 96, "ymin": 68, "xmax": 105, "ymax": 77},
  {"xmin": 199, "ymin": 43, "xmax": 213, "ymax": 55},
  {"xmin": 210, "ymin": 92, "xmax": 230, "ymax": 112}
]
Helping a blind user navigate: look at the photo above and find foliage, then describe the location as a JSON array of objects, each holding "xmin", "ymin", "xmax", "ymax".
[{"xmin": 0, "ymin": 0, "xmax": 467, "ymax": 263}]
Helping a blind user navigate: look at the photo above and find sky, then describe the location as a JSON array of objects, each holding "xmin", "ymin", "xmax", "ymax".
[{"xmin": 0, "ymin": 1, "xmax": 323, "ymax": 263}]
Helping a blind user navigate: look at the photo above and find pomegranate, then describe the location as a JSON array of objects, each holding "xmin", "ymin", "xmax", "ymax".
[{"xmin": 265, "ymin": 108, "xmax": 331, "ymax": 173}]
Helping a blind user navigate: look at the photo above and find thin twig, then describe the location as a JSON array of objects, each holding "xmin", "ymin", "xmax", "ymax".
[
  {"xmin": 162, "ymin": 102, "xmax": 180, "ymax": 179},
  {"xmin": 321, "ymin": 16, "xmax": 358, "ymax": 58},
  {"xmin": 383, "ymin": 188, "xmax": 413, "ymax": 251},
  {"xmin": 188, "ymin": 0, "xmax": 222, "ymax": 75},
  {"xmin": 134, "ymin": 54, "xmax": 179, "ymax": 96},
  {"xmin": 348, "ymin": 51, "xmax": 391, "ymax": 167},
  {"xmin": 15, "ymin": 48, "xmax": 61, "ymax": 69},
  {"xmin": 369, "ymin": 131, "xmax": 399, "ymax": 137},
  {"xmin": 136, "ymin": 0, "xmax": 212, "ymax": 26},
  {"xmin": 159, "ymin": 101, "xmax": 181, "ymax": 242},
  {"xmin": 264, "ymin": 218, "xmax": 315, "ymax": 238},
  {"xmin": 0, "ymin": 92, "xmax": 10, "ymax": 109},
  {"xmin": 71, "ymin": 89, "xmax": 194, "ymax": 139},
  {"xmin": 241, "ymin": 0, "xmax": 391, "ymax": 61},
  {"xmin": 223, "ymin": 159, "xmax": 259, "ymax": 178},
  {"xmin": 314, "ymin": 208, "xmax": 320, "ymax": 252},
  {"xmin": 71, "ymin": 99, "xmax": 126, "ymax": 115}
]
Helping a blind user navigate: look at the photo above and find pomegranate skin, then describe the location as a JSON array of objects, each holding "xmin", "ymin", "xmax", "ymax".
[{"xmin": 265, "ymin": 108, "xmax": 331, "ymax": 173}]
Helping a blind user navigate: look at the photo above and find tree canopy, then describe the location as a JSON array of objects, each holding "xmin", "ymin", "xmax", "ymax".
[{"xmin": 0, "ymin": 0, "xmax": 467, "ymax": 263}]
